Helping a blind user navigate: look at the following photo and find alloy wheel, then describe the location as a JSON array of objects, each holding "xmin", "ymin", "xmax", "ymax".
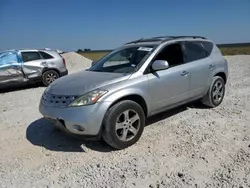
[
  {"xmin": 46, "ymin": 72, "xmax": 57, "ymax": 84},
  {"xmin": 212, "ymin": 79, "xmax": 224, "ymax": 104},
  {"xmin": 115, "ymin": 109, "xmax": 140, "ymax": 142}
]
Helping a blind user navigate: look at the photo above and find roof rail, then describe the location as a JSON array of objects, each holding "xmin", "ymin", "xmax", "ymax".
[
  {"xmin": 125, "ymin": 37, "xmax": 144, "ymax": 44},
  {"xmin": 124, "ymin": 35, "xmax": 207, "ymax": 45},
  {"xmin": 168, "ymin": 36, "xmax": 207, "ymax": 39},
  {"xmin": 151, "ymin": 36, "xmax": 170, "ymax": 39}
]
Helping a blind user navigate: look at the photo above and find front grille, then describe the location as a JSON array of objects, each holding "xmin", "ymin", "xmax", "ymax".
[{"xmin": 41, "ymin": 92, "xmax": 78, "ymax": 107}]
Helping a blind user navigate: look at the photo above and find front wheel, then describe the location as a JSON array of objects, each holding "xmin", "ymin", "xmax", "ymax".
[
  {"xmin": 202, "ymin": 76, "xmax": 225, "ymax": 108},
  {"xmin": 102, "ymin": 100, "xmax": 145, "ymax": 150},
  {"xmin": 42, "ymin": 70, "xmax": 59, "ymax": 86}
]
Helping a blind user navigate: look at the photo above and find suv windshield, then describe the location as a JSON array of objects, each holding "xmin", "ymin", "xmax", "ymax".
[{"xmin": 88, "ymin": 45, "xmax": 156, "ymax": 73}]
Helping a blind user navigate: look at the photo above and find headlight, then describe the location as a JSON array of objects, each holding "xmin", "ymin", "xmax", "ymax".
[{"xmin": 68, "ymin": 89, "xmax": 108, "ymax": 107}]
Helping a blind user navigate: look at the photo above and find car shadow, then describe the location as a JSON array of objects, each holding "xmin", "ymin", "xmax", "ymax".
[
  {"xmin": 26, "ymin": 118, "xmax": 114, "ymax": 153},
  {"xmin": 0, "ymin": 82, "xmax": 43, "ymax": 93},
  {"xmin": 186, "ymin": 100, "xmax": 211, "ymax": 109},
  {"xmin": 145, "ymin": 105, "xmax": 188, "ymax": 126},
  {"xmin": 26, "ymin": 102, "xmax": 205, "ymax": 153}
]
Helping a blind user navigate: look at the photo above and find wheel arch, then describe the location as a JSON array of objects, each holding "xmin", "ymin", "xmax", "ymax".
[
  {"xmin": 106, "ymin": 94, "xmax": 149, "ymax": 117},
  {"xmin": 42, "ymin": 67, "xmax": 60, "ymax": 76},
  {"xmin": 214, "ymin": 72, "xmax": 227, "ymax": 84}
]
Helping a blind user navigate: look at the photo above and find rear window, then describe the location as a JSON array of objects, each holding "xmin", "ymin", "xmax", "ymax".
[
  {"xmin": 39, "ymin": 51, "xmax": 54, "ymax": 59},
  {"xmin": 201, "ymin": 41, "xmax": 214, "ymax": 55}
]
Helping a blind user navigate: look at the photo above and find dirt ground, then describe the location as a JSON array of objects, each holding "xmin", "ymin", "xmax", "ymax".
[{"xmin": 0, "ymin": 55, "xmax": 249, "ymax": 188}]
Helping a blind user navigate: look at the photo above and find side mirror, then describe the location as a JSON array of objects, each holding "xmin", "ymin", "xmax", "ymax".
[{"xmin": 151, "ymin": 60, "xmax": 169, "ymax": 71}]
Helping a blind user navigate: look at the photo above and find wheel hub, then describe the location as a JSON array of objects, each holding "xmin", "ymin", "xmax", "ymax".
[
  {"xmin": 212, "ymin": 79, "xmax": 224, "ymax": 104},
  {"xmin": 115, "ymin": 109, "xmax": 140, "ymax": 142}
]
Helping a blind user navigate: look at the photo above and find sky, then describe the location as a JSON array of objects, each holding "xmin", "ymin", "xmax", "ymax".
[{"xmin": 0, "ymin": 0, "xmax": 250, "ymax": 51}]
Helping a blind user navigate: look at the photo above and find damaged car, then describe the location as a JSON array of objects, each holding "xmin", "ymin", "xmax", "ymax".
[{"xmin": 0, "ymin": 49, "xmax": 68, "ymax": 88}]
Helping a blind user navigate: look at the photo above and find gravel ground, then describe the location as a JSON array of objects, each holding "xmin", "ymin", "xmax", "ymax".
[{"xmin": 0, "ymin": 55, "xmax": 249, "ymax": 188}]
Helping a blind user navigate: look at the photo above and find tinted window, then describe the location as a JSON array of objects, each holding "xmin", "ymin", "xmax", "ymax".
[
  {"xmin": 184, "ymin": 42, "xmax": 207, "ymax": 62},
  {"xmin": 201, "ymin": 41, "xmax": 214, "ymax": 55},
  {"xmin": 21, "ymin": 52, "xmax": 41, "ymax": 62},
  {"xmin": 39, "ymin": 51, "xmax": 54, "ymax": 59},
  {"xmin": 153, "ymin": 43, "xmax": 184, "ymax": 67}
]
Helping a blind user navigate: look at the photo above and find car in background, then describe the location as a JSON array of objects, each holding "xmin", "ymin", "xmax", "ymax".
[
  {"xmin": 0, "ymin": 49, "xmax": 68, "ymax": 88},
  {"xmin": 39, "ymin": 35, "xmax": 228, "ymax": 150}
]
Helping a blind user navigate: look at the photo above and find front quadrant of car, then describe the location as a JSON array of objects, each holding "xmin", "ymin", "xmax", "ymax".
[
  {"xmin": 39, "ymin": 89, "xmax": 112, "ymax": 137},
  {"xmin": 0, "ymin": 51, "xmax": 24, "ymax": 85}
]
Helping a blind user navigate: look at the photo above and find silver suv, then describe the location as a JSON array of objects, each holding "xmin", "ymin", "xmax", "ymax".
[
  {"xmin": 39, "ymin": 36, "xmax": 228, "ymax": 149},
  {"xmin": 0, "ymin": 49, "xmax": 68, "ymax": 88}
]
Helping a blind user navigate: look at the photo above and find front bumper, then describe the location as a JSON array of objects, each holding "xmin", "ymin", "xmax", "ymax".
[{"xmin": 39, "ymin": 100, "xmax": 112, "ymax": 136}]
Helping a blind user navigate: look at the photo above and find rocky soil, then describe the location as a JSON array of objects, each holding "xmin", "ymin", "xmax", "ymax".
[{"xmin": 0, "ymin": 55, "xmax": 249, "ymax": 188}]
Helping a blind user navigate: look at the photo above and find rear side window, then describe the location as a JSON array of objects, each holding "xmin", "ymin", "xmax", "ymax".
[
  {"xmin": 21, "ymin": 52, "xmax": 41, "ymax": 62},
  {"xmin": 39, "ymin": 51, "xmax": 54, "ymax": 59},
  {"xmin": 201, "ymin": 41, "xmax": 214, "ymax": 55},
  {"xmin": 184, "ymin": 41, "xmax": 207, "ymax": 62}
]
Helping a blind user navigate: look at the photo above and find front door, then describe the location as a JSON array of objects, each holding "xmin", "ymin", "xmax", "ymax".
[
  {"xmin": 146, "ymin": 42, "xmax": 190, "ymax": 113},
  {"xmin": 0, "ymin": 51, "xmax": 24, "ymax": 86}
]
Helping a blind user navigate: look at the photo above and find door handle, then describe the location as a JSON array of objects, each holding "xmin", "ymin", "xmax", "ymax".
[
  {"xmin": 181, "ymin": 70, "xmax": 189, "ymax": 76},
  {"xmin": 209, "ymin": 64, "xmax": 215, "ymax": 69}
]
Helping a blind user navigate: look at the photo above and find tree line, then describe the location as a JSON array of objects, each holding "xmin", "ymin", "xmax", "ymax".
[{"xmin": 76, "ymin": 49, "xmax": 91, "ymax": 53}]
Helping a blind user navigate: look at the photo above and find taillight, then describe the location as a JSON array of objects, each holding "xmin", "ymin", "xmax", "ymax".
[
  {"xmin": 63, "ymin": 58, "xmax": 66, "ymax": 67},
  {"xmin": 59, "ymin": 53, "xmax": 66, "ymax": 67}
]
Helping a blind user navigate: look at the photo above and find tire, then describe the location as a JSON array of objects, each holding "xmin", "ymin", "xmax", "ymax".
[
  {"xmin": 202, "ymin": 76, "xmax": 225, "ymax": 108},
  {"xmin": 102, "ymin": 100, "xmax": 145, "ymax": 150},
  {"xmin": 42, "ymin": 70, "xmax": 59, "ymax": 86}
]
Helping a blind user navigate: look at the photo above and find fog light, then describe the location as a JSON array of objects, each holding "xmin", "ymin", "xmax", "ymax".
[{"xmin": 73, "ymin": 125, "xmax": 85, "ymax": 132}]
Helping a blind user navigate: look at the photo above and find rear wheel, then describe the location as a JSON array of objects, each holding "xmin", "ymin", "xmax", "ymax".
[
  {"xmin": 202, "ymin": 76, "xmax": 225, "ymax": 107},
  {"xmin": 42, "ymin": 70, "xmax": 59, "ymax": 86},
  {"xmin": 102, "ymin": 100, "xmax": 145, "ymax": 150}
]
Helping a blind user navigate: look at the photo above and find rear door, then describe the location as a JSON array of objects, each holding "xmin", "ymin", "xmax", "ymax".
[
  {"xmin": 39, "ymin": 51, "xmax": 54, "ymax": 66},
  {"xmin": 39, "ymin": 50, "xmax": 67, "ymax": 73},
  {"xmin": 21, "ymin": 51, "xmax": 44, "ymax": 79},
  {"xmin": 0, "ymin": 51, "xmax": 24, "ymax": 85},
  {"xmin": 182, "ymin": 41, "xmax": 213, "ymax": 98}
]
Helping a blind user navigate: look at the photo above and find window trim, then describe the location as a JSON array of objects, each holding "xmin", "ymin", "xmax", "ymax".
[
  {"xmin": 21, "ymin": 51, "xmax": 42, "ymax": 63},
  {"xmin": 182, "ymin": 41, "xmax": 208, "ymax": 63},
  {"xmin": 143, "ymin": 41, "xmax": 187, "ymax": 74}
]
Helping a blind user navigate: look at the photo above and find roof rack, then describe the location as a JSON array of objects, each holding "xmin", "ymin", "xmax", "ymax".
[
  {"xmin": 169, "ymin": 36, "xmax": 207, "ymax": 39},
  {"xmin": 125, "ymin": 37, "xmax": 144, "ymax": 44},
  {"xmin": 124, "ymin": 35, "xmax": 207, "ymax": 45}
]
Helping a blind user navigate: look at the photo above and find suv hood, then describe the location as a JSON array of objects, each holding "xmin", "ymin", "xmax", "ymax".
[{"xmin": 47, "ymin": 70, "xmax": 131, "ymax": 96}]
